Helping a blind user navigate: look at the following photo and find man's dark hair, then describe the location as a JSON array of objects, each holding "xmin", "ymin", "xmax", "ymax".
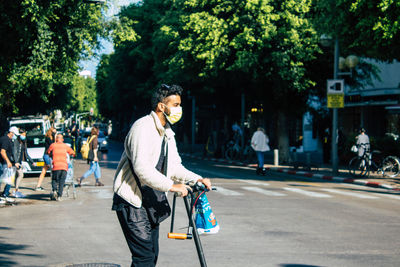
[{"xmin": 151, "ymin": 84, "xmax": 183, "ymax": 110}]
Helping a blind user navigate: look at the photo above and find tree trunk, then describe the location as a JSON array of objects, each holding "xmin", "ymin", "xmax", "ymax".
[{"xmin": 276, "ymin": 111, "xmax": 290, "ymax": 164}]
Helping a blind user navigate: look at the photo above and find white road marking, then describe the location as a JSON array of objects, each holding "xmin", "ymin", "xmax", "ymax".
[
  {"xmin": 238, "ymin": 179, "xmax": 270, "ymax": 186},
  {"xmin": 320, "ymin": 188, "xmax": 379, "ymax": 199},
  {"xmin": 213, "ymin": 186, "xmax": 243, "ymax": 196},
  {"xmin": 96, "ymin": 191, "xmax": 114, "ymax": 199},
  {"xmin": 241, "ymin": 187, "xmax": 286, "ymax": 196},
  {"xmin": 372, "ymin": 193, "xmax": 400, "ymax": 200},
  {"xmin": 193, "ymin": 169, "xmax": 236, "ymax": 179},
  {"xmin": 339, "ymin": 183, "xmax": 371, "ymax": 189},
  {"xmin": 283, "ymin": 187, "xmax": 331, "ymax": 198}
]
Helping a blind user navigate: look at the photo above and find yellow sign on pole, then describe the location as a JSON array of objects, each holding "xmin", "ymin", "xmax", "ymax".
[
  {"xmin": 327, "ymin": 93, "xmax": 344, "ymax": 108},
  {"xmin": 327, "ymin": 79, "xmax": 345, "ymax": 108}
]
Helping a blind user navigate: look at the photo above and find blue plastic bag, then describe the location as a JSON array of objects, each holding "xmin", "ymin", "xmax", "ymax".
[{"xmin": 195, "ymin": 193, "xmax": 220, "ymax": 235}]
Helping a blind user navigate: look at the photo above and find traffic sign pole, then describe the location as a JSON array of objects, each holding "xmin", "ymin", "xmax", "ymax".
[{"xmin": 332, "ymin": 38, "xmax": 340, "ymax": 175}]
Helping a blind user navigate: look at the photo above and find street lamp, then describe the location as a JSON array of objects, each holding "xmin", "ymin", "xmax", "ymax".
[{"xmin": 320, "ymin": 35, "xmax": 359, "ymax": 174}]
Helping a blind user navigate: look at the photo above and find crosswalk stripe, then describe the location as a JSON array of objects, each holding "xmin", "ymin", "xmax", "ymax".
[
  {"xmin": 241, "ymin": 187, "xmax": 286, "ymax": 196},
  {"xmin": 320, "ymin": 188, "xmax": 379, "ymax": 199},
  {"xmin": 372, "ymin": 193, "xmax": 400, "ymax": 200},
  {"xmin": 238, "ymin": 180, "xmax": 270, "ymax": 186},
  {"xmin": 283, "ymin": 187, "xmax": 331, "ymax": 198},
  {"xmin": 213, "ymin": 186, "xmax": 244, "ymax": 196}
]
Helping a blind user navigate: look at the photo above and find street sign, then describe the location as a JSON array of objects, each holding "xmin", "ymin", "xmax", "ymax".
[
  {"xmin": 327, "ymin": 79, "xmax": 344, "ymax": 108},
  {"xmin": 327, "ymin": 94, "xmax": 344, "ymax": 108}
]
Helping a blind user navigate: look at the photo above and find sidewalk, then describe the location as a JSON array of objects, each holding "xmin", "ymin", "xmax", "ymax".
[
  {"xmin": 0, "ymin": 159, "xmax": 90, "ymax": 207},
  {"xmin": 181, "ymin": 151, "xmax": 400, "ymax": 191}
]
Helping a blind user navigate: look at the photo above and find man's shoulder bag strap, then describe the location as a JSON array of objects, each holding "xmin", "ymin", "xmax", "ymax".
[{"xmin": 127, "ymin": 136, "xmax": 171, "ymax": 225}]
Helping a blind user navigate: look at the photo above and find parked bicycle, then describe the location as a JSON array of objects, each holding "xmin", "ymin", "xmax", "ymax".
[
  {"xmin": 224, "ymin": 139, "xmax": 256, "ymax": 164},
  {"xmin": 348, "ymin": 143, "xmax": 400, "ymax": 178},
  {"xmin": 224, "ymin": 140, "xmax": 241, "ymax": 161}
]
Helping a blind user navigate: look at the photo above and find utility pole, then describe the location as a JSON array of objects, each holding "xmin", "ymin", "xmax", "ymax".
[
  {"xmin": 192, "ymin": 96, "xmax": 196, "ymax": 152},
  {"xmin": 241, "ymin": 93, "xmax": 245, "ymax": 147},
  {"xmin": 331, "ymin": 38, "xmax": 340, "ymax": 174}
]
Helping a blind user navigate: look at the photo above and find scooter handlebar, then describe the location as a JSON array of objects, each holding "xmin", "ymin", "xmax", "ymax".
[{"xmin": 174, "ymin": 182, "xmax": 216, "ymax": 197}]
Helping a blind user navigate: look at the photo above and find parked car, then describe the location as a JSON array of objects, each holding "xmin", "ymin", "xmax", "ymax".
[
  {"xmin": 79, "ymin": 129, "xmax": 108, "ymax": 153},
  {"xmin": 8, "ymin": 115, "xmax": 51, "ymax": 174},
  {"xmin": 98, "ymin": 131, "xmax": 109, "ymax": 152}
]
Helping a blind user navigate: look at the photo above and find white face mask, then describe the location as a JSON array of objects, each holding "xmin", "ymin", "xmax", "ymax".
[{"xmin": 163, "ymin": 105, "xmax": 183, "ymax": 124}]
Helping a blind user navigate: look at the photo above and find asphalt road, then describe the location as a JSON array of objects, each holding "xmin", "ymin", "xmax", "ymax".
[{"xmin": 1, "ymin": 141, "xmax": 400, "ymax": 267}]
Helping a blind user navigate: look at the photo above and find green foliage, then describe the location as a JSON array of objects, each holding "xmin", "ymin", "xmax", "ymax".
[
  {"xmin": 103, "ymin": 0, "xmax": 320, "ymax": 114},
  {"xmin": 68, "ymin": 75, "xmax": 98, "ymax": 115},
  {"xmin": 0, "ymin": 0, "xmax": 107, "ymax": 116},
  {"xmin": 96, "ymin": 0, "xmax": 171, "ymax": 121},
  {"xmin": 313, "ymin": 0, "xmax": 400, "ymax": 61}
]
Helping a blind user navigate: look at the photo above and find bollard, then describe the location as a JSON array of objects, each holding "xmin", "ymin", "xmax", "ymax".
[{"xmin": 274, "ymin": 149, "xmax": 279, "ymax": 166}]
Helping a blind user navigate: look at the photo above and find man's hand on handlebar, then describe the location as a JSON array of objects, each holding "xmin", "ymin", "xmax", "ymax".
[
  {"xmin": 169, "ymin": 183, "xmax": 192, "ymax": 197},
  {"xmin": 197, "ymin": 178, "xmax": 212, "ymax": 190}
]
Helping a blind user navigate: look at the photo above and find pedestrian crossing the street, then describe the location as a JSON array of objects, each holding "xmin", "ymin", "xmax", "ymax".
[
  {"xmin": 86, "ymin": 179, "xmax": 400, "ymax": 203},
  {"xmin": 210, "ymin": 180, "xmax": 400, "ymax": 201}
]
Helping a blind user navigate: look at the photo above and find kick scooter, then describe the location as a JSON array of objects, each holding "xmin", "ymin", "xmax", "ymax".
[{"xmin": 168, "ymin": 182, "xmax": 216, "ymax": 267}]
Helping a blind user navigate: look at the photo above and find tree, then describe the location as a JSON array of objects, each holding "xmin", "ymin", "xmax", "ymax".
[
  {"xmin": 155, "ymin": 0, "xmax": 319, "ymax": 161},
  {"xmin": 313, "ymin": 0, "xmax": 400, "ymax": 61},
  {"xmin": 68, "ymin": 75, "xmax": 98, "ymax": 114},
  {"xmin": 0, "ymin": 0, "xmax": 107, "ymax": 118},
  {"xmin": 96, "ymin": 0, "xmax": 173, "ymax": 137}
]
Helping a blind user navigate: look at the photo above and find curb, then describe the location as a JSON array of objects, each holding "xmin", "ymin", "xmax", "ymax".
[
  {"xmin": 181, "ymin": 153, "xmax": 400, "ymax": 191},
  {"xmin": 268, "ymin": 167, "xmax": 399, "ymax": 191}
]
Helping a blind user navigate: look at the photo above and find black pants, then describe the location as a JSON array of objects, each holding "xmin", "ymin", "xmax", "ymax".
[
  {"xmin": 116, "ymin": 205, "xmax": 159, "ymax": 267},
  {"xmin": 51, "ymin": 170, "xmax": 67, "ymax": 197}
]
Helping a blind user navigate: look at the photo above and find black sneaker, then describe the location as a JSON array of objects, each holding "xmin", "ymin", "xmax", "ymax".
[
  {"xmin": 261, "ymin": 168, "xmax": 267, "ymax": 175},
  {"xmin": 50, "ymin": 191, "xmax": 58, "ymax": 201}
]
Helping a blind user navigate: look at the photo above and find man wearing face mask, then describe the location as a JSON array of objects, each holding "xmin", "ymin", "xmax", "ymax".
[
  {"xmin": 0, "ymin": 126, "xmax": 19, "ymax": 199},
  {"xmin": 12, "ymin": 129, "xmax": 33, "ymax": 198},
  {"xmin": 112, "ymin": 84, "xmax": 212, "ymax": 267}
]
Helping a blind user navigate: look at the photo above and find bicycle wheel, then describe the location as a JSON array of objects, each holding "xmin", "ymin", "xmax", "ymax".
[
  {"xmin": 225, "ymin": 147, "xmax": 236, "ymax": 161},
  {"xmin": 382, "ymin": 156, "xmax": 400, "ymax": 178},
  {"xmin": 227, "ymin": 146, "xmax": 241, "ymax": 161},
  {"xmin": 348, "ymin": 157, "xmax": 368, "ymax": 177}
]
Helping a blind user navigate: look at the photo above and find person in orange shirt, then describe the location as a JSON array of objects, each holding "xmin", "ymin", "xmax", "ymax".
[{"xmin": 47, "ymin": 134, "xmax": 75, "ymax": 201}]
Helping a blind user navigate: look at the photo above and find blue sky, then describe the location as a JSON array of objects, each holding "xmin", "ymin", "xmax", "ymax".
[{"xmin": 79, "ymin": 0, "xmax": 137, "ymax": 77}]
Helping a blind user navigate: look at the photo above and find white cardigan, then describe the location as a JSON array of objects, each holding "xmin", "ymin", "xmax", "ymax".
[
  {"xmin": 113, "ymin": 111, "xmax": 202, "ymax": 208},
  {"xmin": 251, "ymin": 130, "xmax": 270, "ymax": 152}
]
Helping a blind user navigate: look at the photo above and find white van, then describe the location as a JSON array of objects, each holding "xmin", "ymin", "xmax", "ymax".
[{"xmin": 8, "ymin": 116, "xmax": 51, "ymax": 174}]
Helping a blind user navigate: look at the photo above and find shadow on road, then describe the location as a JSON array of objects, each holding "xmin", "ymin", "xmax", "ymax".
[
  {"xmin": 66, "ymin": 264, "xmax": 121, "ymax": 267},
  {"xmin": 0, "ymin": 227, "xmax": 44, "ymax": 266}
]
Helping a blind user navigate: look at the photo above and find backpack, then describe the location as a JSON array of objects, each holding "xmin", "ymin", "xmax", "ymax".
[{"xmin": 80, "ymin": 135, "xmax": 95, "ymax": 160}]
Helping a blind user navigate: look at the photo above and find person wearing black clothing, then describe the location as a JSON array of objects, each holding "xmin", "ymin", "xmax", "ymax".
[
  {"xmin": 35, "ymin": 127, "xmax": 56, "ymax": 191},
  {"xmin": 12, "ymin": 129, "xmax": 33, "ymax": 198},
  {"xmin": 1, "ymin": 127, "xmax": 19, "ymax": 198},
  {"xmin": 69, "ymin": 120, "xmax": 79, "ymax": 151},
  {"xmin": 112, "ymin": 84, "xmax": 211, "ymax": 266}
]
